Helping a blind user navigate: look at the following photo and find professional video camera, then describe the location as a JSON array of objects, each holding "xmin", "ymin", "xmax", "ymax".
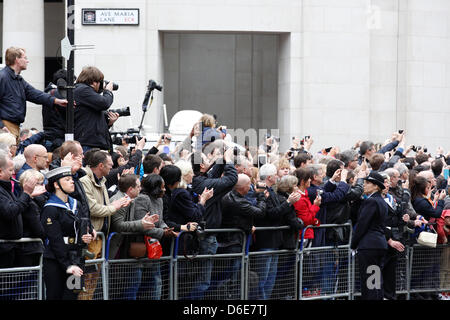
[
  {"xmin": 110, "ymin": 128, "xmax": 143, "ymax": 145},
  {"xmin": 109, "ymin": 106, "xmax": 130, "ymax": 117},
  {"xmin": 149, "ymin": 79, "xmax": 163, "ymax": 92}
]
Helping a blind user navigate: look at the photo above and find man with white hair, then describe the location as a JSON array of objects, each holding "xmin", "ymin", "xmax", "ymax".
[
  {"xmin": 219, "ymin": 173, "xmax": 266, "ymax": 298},
  {"xmin": 16, "ymin": 144, "xmax": 49, "ymax": 181},
  {"xmin": 418, "ymin": 170, "xmax": 436, "ymax": 189},
  {"xmin": 259, "ymin": 163, "xmax": 278, "ymax": 190},
  {"xmin": 254, "ymin": 163, "xmax": 301, "ymax": 299},
  {"xmin": 0, "ymin": 149, "xmax": 37, "ymax": 268},
  {"xmin": 221, "ymin": 174, "xmax": 266, "ymax": 238},
  {"xmin": 394, "ymin": 162, "xmax": 409, "ymax": 184},
  {"xmin": 235, "ymin": 155, "xmax": 257, "ymax": 205}
]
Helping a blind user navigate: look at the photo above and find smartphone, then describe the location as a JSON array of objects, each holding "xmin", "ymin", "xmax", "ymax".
[{"xmin": 444, "ymin": 168, "xmax": 449, "ymax": 180}]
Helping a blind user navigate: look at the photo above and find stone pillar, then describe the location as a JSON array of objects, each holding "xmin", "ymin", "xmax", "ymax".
[
  {"xmin": 3, "ymin": 0, "xmax": 45, "ymax": 130},
  {"xmin": 278, "ymin": 32, "xmax": 303, "ymax": 153},
  {"xmin": 142, "ymin": 29, "xmax": 164, "ymax": 135}
]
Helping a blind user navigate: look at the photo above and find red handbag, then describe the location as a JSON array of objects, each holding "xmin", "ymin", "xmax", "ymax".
[{"xmin": 145, "ymin": 236, "xmax": 163, "ymax": 259}]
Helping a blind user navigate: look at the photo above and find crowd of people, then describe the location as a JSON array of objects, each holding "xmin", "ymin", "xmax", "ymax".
[{"xmin": 0, "ymin": 46, "xmax": 449, "ymax": 301}]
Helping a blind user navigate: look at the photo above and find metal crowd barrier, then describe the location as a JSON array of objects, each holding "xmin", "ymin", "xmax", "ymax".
[
  {"xmin": 76, "ymin": 232, "xmax": 106, "ymax": 300},
  {"xmin": 173, "ymin": 228, "xmax": 246, "ymax": 300},
  {"xmin": 105, "ymin": 232, "xmax": 174, "ymax": 300},
  {"xmin": 2, "ymin": 226, "xmax": 450, "ymax": 300},
  {"xmin": 245, "ymin": 226, "xmax": 299, "ymax": 300},
  {"xmin": 298, "ymin": 223, "xmax": 353, "ymax": 300},
  {"xmin": 408, "ymin": 243, "xmax": 450, "ymax": 299},
  {"xmin": 351, "ymin": 243, "xmax": 450, "ymax": 300},
  {"xmin": 0, "ymin": 238, "xmax": 44, "ymax": 300}
]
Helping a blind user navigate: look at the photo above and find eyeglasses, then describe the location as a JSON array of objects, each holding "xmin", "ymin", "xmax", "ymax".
[{"xmin": 36, "ymin": 155, "xmax": 48, "ymax": 159}]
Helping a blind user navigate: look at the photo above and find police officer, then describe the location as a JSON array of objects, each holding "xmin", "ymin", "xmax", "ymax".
[
  {"xmin": 351, "ymin": 171, "xmax": 388, "ymax": 300},
  {"xmin": 41, "ymin": 166, "xmax": 96, "ymax": 300}
]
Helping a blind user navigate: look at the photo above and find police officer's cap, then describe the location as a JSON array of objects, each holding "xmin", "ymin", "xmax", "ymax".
[
  {"xmin": 45, "ymin": 166, "xmax": 72, "ymax": 182},
  {"xmin": 363, "ymin": 170, "xmax": 385, "ymax": 190}
]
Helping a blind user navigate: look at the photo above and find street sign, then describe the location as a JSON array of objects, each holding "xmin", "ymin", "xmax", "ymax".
[
  {"xmin": 61, "ymin": 36, "xmax": 73, "ymax": 60},
  {"xmin": 82, "ymin": 8, "xmax": 139, "ymax": 26}
]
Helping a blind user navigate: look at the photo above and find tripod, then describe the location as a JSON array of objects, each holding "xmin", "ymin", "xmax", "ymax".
[
  {"xmin": 138, "ymin": 79, "xmax": 162, "ymax": 136},
  {"xmin": 138, "ymin": 90, "xmax": 154, "ymax": 136}
]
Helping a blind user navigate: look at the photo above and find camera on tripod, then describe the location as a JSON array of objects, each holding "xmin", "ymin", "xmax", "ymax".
[
  {"xmin": 149, "ymin": 80, "xmax": 162, "ymax": 92},
  {"xmin": 109, "ymin": 106, "xmax": 130, "ymax": 117}
]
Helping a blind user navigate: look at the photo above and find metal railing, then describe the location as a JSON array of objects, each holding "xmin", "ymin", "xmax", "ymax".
[
  {"xmin": 298, "ymin": 223, "xmax": 353, "ymax": 300},
  {"xmin": 2, "ymin": 225, "xmax": 449, "ymax": 300},
  {"xmin": 173, "ymin": 228, "xmax": 246, "ymax": 300},
  {"xmin": 0, "ymin": 238, "xmax": 44, "ymax": 300},
  {"xmin": 245, "ymin": 226, "xmax": 299, "ymax": 300},
  {"xmin": 76, "ymin": 232, "xmax": 106, "ymax": 300},
  {"xmin": 106, "ymin": 232, "xmax": 174, "ymax": 300}
]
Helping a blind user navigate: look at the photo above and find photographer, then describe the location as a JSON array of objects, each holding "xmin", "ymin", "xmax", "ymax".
[
  {"xmin": 43, "ymin": 69, "xmax": 71, "ymax": 152},
  {"xmin": 157, "ymin": 134, "xmax": 173, "ymax": 155},
  {"xmin": 0, "ymin": 47, "xmax": 67, "ymax": 142},
  {"xmin": 73, "ymin": 66, "xmax": 118, "ymax": 153}
]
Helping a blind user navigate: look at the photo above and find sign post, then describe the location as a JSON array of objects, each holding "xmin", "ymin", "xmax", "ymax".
[{"xmin": 65, "ymin": 0, "xmax": 75, "ymax": 141}]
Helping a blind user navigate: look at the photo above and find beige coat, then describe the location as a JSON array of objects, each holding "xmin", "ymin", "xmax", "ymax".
[{"xmin": 80, "ymin": 166, "xmax": 116, "ymax": 233}]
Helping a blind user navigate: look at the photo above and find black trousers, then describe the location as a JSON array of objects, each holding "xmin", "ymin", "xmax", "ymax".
[
  {"xmin": 382, "ymin": 246, "xmax": 398, "ymax": 300},
  {"xmin": 357, "ymin": 249, "xmax": 386, "ymax": 300},
  {"xmin": 43, "ymin": 258, "xmax": 77, "ymax": 300}
]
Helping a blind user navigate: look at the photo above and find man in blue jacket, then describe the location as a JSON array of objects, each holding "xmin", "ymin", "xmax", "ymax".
[
  {"xmin": 189, "ymin": 146, "xmax": 238, "ymax": 299},
  {"xmin": 357, "ymin": 131, "xmax": 404, "ymax": 165},
  {"xmin": 0, "ymin": 47, "xmax": 67, "ymax": 141}
]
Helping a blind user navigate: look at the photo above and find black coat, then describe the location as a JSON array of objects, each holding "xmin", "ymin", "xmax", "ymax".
[
  {"xmin": 105, "ymin": 149, "xmax": 143, "ymax": 189},
  {"xmin": 412, "ymin": 197, "xmax": 444, "ymax": 220},
  {"xmin": 383, "ymin": 194, "xmax": 406, "ymax": 242},
  {"xmin": 40, "ymin": 199, "xmax": 81, "ymax": 271},
  {"xmin": 166, "ymin": 188, "xmax": 205, "ymax": 231},
  {"xmin": 0, "ymin": 179, "xmax": 31, "ymax": 254},
  {"xmin": 253, "ymin": 188, "xmax": 289, "ymax": 250},
  {"xmin": 351, "ymin": 192, "xmax": 388, "ymax": 250},
  {"xmin": 276, "ymin": 191, "xmax": 304, "ymax": 250},
  {"xmin": 220, "ymin": 190, "xmax": 266, "ymax": 246},
  {"xmin": 191, "ymin": 163, "xmax": 238, "ymax": 229},
  {"xmin": 73, "ymin": 83, "xmax": 114, "ymax": 151},
  {"xmin": 17, "ymin": 197, "xmax": 46, "ymax": 256},
  {"xmin": 43, "ymin": 83, "xmax": 67, "ymax": 140}
]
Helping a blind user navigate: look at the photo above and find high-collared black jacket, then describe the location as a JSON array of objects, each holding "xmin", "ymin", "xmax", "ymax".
[
  {"xmin": 351, "ymin": 192, "xmax": 388, "ymax": 250},
  {"xmin": 0, "ymin": 179, "xmax": 31, "ymax": 254}
]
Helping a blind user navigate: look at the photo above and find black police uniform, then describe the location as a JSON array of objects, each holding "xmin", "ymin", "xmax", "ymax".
[
  {"xmin": 41, "ymin": 195, "xmax": 83, "ymax": 300},
  {"xmin": 351, "ymin": 191, "xmax": 388, "ymax": 300}
]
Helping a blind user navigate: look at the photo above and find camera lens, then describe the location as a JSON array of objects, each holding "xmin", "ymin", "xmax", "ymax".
[
  {"xmin": 110, "ymin": 106, "xmax": 130, "ymax": 117},
  {"xmin": 105, "ymin": 80, "xmax": 119, "ymax": 91}
]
